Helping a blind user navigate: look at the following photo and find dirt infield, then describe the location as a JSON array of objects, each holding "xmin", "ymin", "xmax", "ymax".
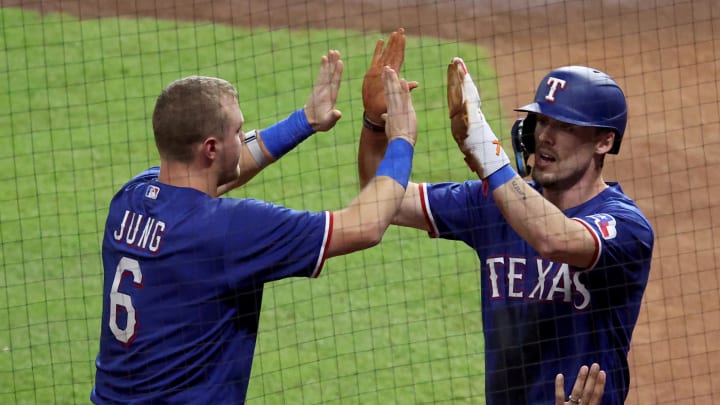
[{"xmin": 6, "ymin": 0, "xmax": 718, "ymax": 403}]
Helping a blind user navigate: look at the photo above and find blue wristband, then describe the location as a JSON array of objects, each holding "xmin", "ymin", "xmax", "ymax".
[
  {"xmin": 260, "ymin": 109, "xmax": 315, "ymax": 158},
  {"xmin": 375, "ymin": 138, "xmax": 414, "ymax": 189},
  {"xmin": 486, "ymin": 164, "xmax": 517, "ymax": 191}
]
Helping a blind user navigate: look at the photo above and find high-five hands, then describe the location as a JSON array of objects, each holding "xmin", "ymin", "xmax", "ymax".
[
  {"xmin": 382, "ymin": 66, "xmax": 417, "ymax": 147},
  {"xmin": 446, "ymin": 57, "xmax": 510, "ymax": 179},
  {"xmin": 304, "ymin": 50, "xmax": 344, "ymax": 132},
  {"xmin": 555, "ymin": 363, "xmax": 607, "ymax": 405},
  {"xmin": 362, "ymin": 28, "xmax": 418, "ymax": 125}
]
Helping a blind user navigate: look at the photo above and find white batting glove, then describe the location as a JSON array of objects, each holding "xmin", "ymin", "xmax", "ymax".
[{"xmin": 447, "ymin": 57, "xmax": 510, "ymax": 179}]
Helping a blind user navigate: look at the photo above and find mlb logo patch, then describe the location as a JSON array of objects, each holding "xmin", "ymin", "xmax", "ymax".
[
  {"xmin": 588, "ymin": 213, "xmax": 617, "ymax": 240},
  {"xmin": 145, "ymin": 185, "xmax": 160, "ymax": 199}
]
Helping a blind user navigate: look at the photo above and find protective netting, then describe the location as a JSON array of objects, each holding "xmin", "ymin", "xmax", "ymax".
[{"xmin": 1, "ymin": 1, "xmax": 718, "ymax": 403}]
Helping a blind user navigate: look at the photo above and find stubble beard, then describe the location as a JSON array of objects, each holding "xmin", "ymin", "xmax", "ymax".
[
  {"xmin": 531, "ymin": 167, "xmax": 557, "ymax": 190},
  {"xmin": 531, "ymin": 164, "xmax": 580, "ymax": 192}
]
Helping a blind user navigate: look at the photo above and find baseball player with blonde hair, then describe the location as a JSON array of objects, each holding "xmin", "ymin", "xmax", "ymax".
[{"xmin": 92, "ymin": 51, "xmax": 419, "ymax": 404}]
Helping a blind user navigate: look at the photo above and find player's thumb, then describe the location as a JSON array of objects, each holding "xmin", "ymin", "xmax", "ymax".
[
  {"xmin": 331, "ymin": 109, "xmax": 342, "ymax": 121},
  {"xmin": 321, "ymin": 109, "xmax": 342, "ymax": 131}
]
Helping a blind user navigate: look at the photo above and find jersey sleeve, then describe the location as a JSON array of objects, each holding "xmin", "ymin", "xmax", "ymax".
[
  {"xmin": 421, "ymin": 180, "xmax": 490, "ymax": 243},
  {"xmin": 222, "ymin": 198, "xmax": 331, "ymax": 288},
  {"xmin": 572, "ymin": 202, "xmax": 654, "ymax": 273}
]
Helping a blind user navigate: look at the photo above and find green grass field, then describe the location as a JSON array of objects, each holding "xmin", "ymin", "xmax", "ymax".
[{"xmin": 0, "ymin": 7, "xmax": 507, "ymax": 403}]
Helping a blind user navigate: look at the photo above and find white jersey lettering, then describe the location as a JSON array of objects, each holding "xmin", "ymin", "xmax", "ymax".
[
  {"xmin": 528, "ymin": 259, "xmax": 554, "ymax": 299},
  {"xmin": 484, "ymin": 257, "xmax": 590, "ymax": 309},
  {"xmin": 573, "ymin": 272, "xmax": 591, "ymax": 310},
  {"xmin": 113, "ymin": 210, "xmax": 166, "ymax": 253},
  {"xmin": 547, "ymin": 263, "xmax": 572, "ymax": 303},
  {"xmin": 487, "ymin": 257, "xmax": 504, "ymax": 298},
  {"xmin": 507, "ymin": 257, "xmax": 525, "ymax": 298}
]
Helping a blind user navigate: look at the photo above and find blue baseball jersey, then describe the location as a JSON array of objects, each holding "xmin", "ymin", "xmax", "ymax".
[
  {"xmin": 91, "ymin": 167, "xmax": 332, "ymax": 404},
  {"xmin": 420, "ymin": 180, "xmax": 653, "ymax": 405}
]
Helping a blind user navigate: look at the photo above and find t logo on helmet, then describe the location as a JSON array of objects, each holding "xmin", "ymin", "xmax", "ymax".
[{"xmin": 544, "ymin": 77, "xmax": 567, "ymax": 102}]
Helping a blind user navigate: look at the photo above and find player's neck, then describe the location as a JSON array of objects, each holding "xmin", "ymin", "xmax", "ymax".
[{"xmin": 157, "ymin": 159, "xmax": 218, "ymax": 197}]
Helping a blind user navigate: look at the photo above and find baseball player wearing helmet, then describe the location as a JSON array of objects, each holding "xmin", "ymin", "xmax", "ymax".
[
  {"xmin": 359, "ymin": 29, "xmax": 653, "ymax": 405},
  {"xmin": 91, "ymin": 52, "xmax": 420, "ymax": 404}
]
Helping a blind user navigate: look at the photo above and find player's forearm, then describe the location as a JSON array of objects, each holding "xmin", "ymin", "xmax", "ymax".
[
  {"xmin": 329, "ymin": 137, "xmax": 413, "ymax": 257},
  {"xmin": 358, "ymin": 125, "xmax": 388, "ymax": 188},
  {"xmin": 446, "ymin": 57, "xmax": 596, "ymax": 265},
  {"xmin": 256, "ymin": 109, "xmax": 316, "ymax": 160},
  {"xmin": 493, "ymin": 175, "xmax": 597, "ymax": 267},
  {"xmin": 328, "ymin": 176, "xmax": 406, "ymax": 257}
]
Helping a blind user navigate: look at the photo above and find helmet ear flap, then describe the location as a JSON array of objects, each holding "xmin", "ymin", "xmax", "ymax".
[{"xmin": 511, "ymin": 114, "xmax": 536, "ymax": 176}]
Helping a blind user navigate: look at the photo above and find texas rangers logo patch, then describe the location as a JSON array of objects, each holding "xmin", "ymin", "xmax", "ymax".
[
  {"xmin": 145, "ymin": 185, "xmax": 160, "ymax": 199},
  {"xmin": 588, "ymin": 213, "xmax": 617, "ymax": 239}
]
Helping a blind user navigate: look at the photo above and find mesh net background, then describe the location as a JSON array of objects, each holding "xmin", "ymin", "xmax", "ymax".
[{"xmin": 1, "ymin": 0, "xmax": 718, "ymax": 403}]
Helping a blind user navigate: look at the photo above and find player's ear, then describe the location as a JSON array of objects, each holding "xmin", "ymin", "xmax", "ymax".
[
  {"xmin": 595, "ymin": 129, "xmax": 614, "ymax": 155},
  {"xmin": 201, "ymin": 136, "xmax": 219, "ymax": 160}
]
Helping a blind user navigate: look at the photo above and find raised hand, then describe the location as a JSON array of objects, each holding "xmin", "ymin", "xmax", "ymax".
[
  {"xmin": 447, "ymin": 56, "xmax": 472, "ymax": 148},
  {"xmin": 446, "ymin": 57, "xmax": 510, "ymax": 178},
  {"xmin": 304, "ymin": 50, "xmax": 343, "ymax": 132},
  {"xmin": 555, "ymin": 363, "xmax": 607, "ymax": 405},
  {"xmin": 362, "ymin": 28, "xmax": 413, "ymax": 124},
  {"xmin": 382, "ymin": 66, "xmax": 417, "ymax": 147}
]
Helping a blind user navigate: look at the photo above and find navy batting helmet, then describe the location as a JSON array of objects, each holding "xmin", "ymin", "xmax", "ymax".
[{"xmin": 515, "ymin": 65, "xmax": 627, "ymax": 155}]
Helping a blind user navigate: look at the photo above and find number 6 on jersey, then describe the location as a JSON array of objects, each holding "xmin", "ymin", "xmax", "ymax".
[{"xmin": 109, "ymin": 257, "xmax": 143, "ymax": 345}]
